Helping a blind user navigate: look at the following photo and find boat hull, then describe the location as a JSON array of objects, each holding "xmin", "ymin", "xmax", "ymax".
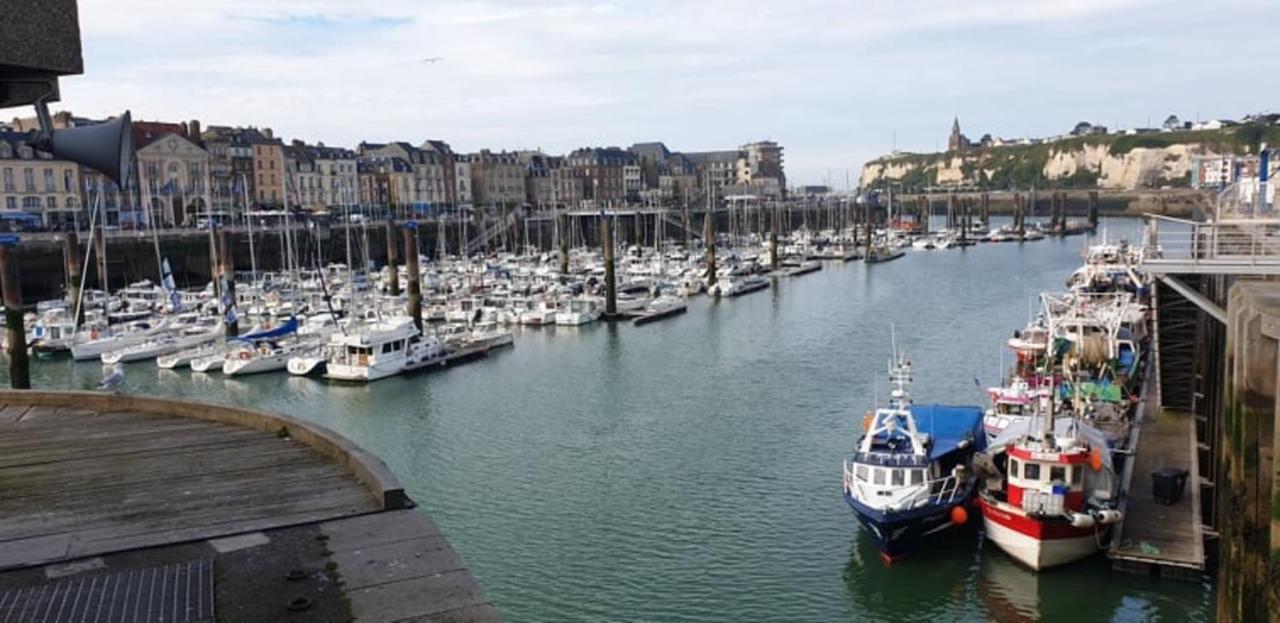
[
  {"xmin": 978, "ymin": 497, "xmax": 1105, "ymax": 570},
  {"xmin": 844, "ymin": 492, "xmax": 974, "ymax": 560}
]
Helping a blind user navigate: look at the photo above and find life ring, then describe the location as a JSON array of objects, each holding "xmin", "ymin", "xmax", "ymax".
[{"xmin": 238, "ymin": 351, "xmax": 250, "ymax": 361}]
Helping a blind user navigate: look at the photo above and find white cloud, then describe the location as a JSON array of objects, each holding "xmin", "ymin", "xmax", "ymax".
[{"xmin": 11, "ymin": 0, "xmax": 1271, "ymax": 183}]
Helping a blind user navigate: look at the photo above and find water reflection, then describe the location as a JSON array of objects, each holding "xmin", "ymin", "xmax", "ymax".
[{"xmin": 843, "ymin": 528, "xmax": 983, "ymax": 622}]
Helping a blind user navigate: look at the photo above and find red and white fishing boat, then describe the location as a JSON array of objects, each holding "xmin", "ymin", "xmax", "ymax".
[{"xmin": 978, "ymin": 399, "xmax": 1122, "ymax": 570}]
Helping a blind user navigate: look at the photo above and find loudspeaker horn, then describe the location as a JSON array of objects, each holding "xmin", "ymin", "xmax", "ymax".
[{"xmin": 43, "ymin": 110, "xmax": 133, "ymax": 186}]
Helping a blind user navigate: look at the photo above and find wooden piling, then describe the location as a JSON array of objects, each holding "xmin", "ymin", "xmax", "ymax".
[
  {"xmin": 769, "ymin": 206, "xmax": 779, "ymax": 273},
  {"xmin": 62, "ymin": 231, "xmax": 83, "ymax": 328},
  {"xmin": 0, "ymin": 242, "xmax": 30, "ymax": 389},
  {"xmin": 385, "ymin": 218, "xmax": 400, "ymax": 296},
  {"xmin": 1088, "ymin": 191, "xmax": 1099, "ymax": 231},
  {"xmin": 1015, "ymin": 193, "xmax": 1026, "ymax": 239},
  {"xmin": 981, "ymin": 192, "xmax": 991, "ymax": 227},
  {"xmin": 403, "ymin": 223, "xmax": 423, "ymax": 333},
  {"xmin": 93, "ymin": 226, "xmax": 108, "ymax": 292},
  {"xmin": 601, "ymin": 216, "xmax": 617, "ymax": 316},
  {"xmin": 959, "ymin": 198, "xmax": 969, "ymax": 244},
  {"xmin": 218, "ymin": 230, "xmax": 239, "ymax": 337},
  {"xmin": 704, "ymin": 212, "xmax": 717, "ymax": 285}
]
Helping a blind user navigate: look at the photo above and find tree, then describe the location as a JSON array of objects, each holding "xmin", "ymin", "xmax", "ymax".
[
  {"xmin": 1071, "ymin": 121, "xmax": 1094, "ymax": 137},
  {"xmin": 1163, "ymin": 114, "xmax": 1183, "ymax": 130}
]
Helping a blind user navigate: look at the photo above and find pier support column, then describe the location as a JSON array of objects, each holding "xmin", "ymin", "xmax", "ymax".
[
  {"xmin": 601, "ymin": 216, "xmax": 617, "ymax": 316},
  {"xmin": 1220, "ymin": 282, "xmax": 1280, "ymax": 623},
  {"xmin": 403, "ymin": 223, "xmax": 423, "ymax": 333},
  {"xmin": 385, "ymin": 218, "xmax": 400, "ymax": 297},
  {"xmin": 0, "ymin": 241, "xmax": 30, "ymax": 389},
  {"xmin": 1014, "ymin": 193, "xmax": 1026, "ymax": 239},
  {"xmin": 981, "ymin": 192, "xmax": 990, "ymax": 227},
  {"xmin": 63, "ymin": 231, "xmax": 83, "ymax": 329},
  {"xmin": 218, "ymin": 230, "xmax": 238, "ymax": 338},
  {"xmin": 959, "ymin": 198, "xmax": 969, "ymax": 244}
]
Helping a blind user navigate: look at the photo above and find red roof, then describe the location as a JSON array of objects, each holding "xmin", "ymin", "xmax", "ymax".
[{"xmin": 132, "ymin": 121, "xmax": 187, "ymax": 149}]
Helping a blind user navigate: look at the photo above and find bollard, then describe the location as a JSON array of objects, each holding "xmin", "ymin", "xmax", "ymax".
[{"xmin": 385, "ymin": 218, "xmax": 400, "ymax": 297}]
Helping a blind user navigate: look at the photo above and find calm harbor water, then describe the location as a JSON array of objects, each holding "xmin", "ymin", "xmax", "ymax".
[{"xmin": 15, "ymin": 218, "xmax": 1212, "ymax": 622}]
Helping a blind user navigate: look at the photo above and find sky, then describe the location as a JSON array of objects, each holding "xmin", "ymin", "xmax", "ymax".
[{"xmin": 14, "ymin": 0, "xmax": 1280, "ymax": 185}]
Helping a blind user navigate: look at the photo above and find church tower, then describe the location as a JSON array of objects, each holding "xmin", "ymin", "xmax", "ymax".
[{"xmin": 948, "ymin": 116, "xmax": 966, "ymax": 153}]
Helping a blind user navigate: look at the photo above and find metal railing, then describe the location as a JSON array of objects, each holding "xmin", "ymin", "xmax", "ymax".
[{"xmin": 1142, "ymin": 214, "xmax": 1280, "ymax": 267}]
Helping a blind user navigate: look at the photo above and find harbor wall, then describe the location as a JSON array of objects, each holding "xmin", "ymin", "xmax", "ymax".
[{"xmin": 1219, "ymin": 281, "xmax": 1280, "ymax": 623}]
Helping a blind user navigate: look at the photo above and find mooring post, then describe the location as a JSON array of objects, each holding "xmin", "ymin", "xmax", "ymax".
[
  {"xmin": 960, "ymin": 198, "xmax": 969, "ymax": 244},
  {"xmin": 981, "ymin": 192, "xmax": 990, "ymax": 227},
  {"xmin": 1015, "ymin": 193, "xmax": 1026, "ymax": 239},
  {"xmin": 385, "ymin": 217, "xmax": 400, "ymax": 296},
  {"xmin": 601, "ymin": 216, "xmax": 617, "ymax": 316},
  {"xmin": 703, "ymin": 210, "xmax": 717, "ymax": 285},
  {"xmin": 558, "ymin": 214, "xmax": 570, "ymax": 275},
  {"xmin": 63, "ymin": 231, "xmax": 83, "ymax": 328},
  {"xmin": 94, "ymin": 226, "xmax": 108, "ymax": 292},
  {"xmin": 1088, "ymin": 191, "xmax": 1099, "ymax": 231},
  {"xmin": 769, "ymin": 205, "xmax": 779, "ymax": 273},
  {"xmin": 0, "ymin": 238, "xmax": 30, "ymax": 389},
  {"xmin": 218, "ymin": 230, "xmax": 239, "ymax": 337},
  {"xmin": 403, "ymin": 222, "xmax": 423, "ymax": 333}
]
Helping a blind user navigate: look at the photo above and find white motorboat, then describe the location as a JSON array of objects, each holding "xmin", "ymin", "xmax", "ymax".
[
  {"xmin": 70, "ymin": 317, "xmax": 172, "ymax": 361},
  {"xmin": 323, "ymin": 321, "xmax": 448, "ymax": 382},
  {"xmin": 555, "ymin": 297, "xmax": 601, "ymax": 326}
]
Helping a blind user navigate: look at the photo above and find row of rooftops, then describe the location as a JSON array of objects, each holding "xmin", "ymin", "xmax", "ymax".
[{"xmin": 2, "ymin": 111, "xmax": 782, "ymax": 180}]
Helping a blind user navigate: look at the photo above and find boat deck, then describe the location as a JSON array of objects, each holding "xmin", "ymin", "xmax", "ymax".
[
  {"xmin": 1108, "ymin": 380, "xmax": 1204, "ymax": 579},
  {"xmin": 0, "ymin": 391, "xmax": 499, "ymax": 621}
]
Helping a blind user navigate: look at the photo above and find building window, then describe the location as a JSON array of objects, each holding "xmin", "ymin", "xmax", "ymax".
[
  {"xmin": 22, "ymin": 196, "xmax": 39, "ymax": 210},
  {"xmin": 23, "ymin": 168, "xmax": 34, "ymax": 191},
  {"xmin": 44, "ymin": 168, "xmax": 54, "ymax": 192},
  {"xmin": 47, "ymin": 196, "xmax": 56, "ymax": 209},
  {"xmin": 4, "ymin": 197, "xmax": 13, "ymax": 210},
  {"xmin": 2, "ymin": 168, "xmax": 11, "ymax": 192},
  {"xmin": 63, "ymin": 169, "xmax": 74, "ymax": 192}
]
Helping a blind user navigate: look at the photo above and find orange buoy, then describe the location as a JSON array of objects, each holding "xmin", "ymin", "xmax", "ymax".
[
  {"xmin": 950, "ymin": 505, "xmax": 968, "ymax": 525},
  {"xmin": 1090, "ymin": 448, "xmax": 1103, "ymax": 471}
]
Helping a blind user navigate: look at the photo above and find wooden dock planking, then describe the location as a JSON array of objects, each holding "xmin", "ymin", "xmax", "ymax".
[
  {"xmin": 0, "ymin": 402, "xmax": 380, "ymax": 571},
  {"xmin": 1109, "ymin": 399, "xmax": 1204, "ymax": 576}
]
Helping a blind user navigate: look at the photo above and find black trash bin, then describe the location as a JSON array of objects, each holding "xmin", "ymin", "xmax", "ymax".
[{"xmin": 1152, "ymin": 467, "xmax": 1189, "ymax": 505}]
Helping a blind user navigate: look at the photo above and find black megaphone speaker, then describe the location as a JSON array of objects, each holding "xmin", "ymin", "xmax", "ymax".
[{"xmin": 44, "ymin": 111, "xmax": 133, "ymax": 186}]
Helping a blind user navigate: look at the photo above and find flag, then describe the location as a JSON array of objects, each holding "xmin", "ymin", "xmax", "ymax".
[{"xmin": 161, "ymin": 259, "xmax": 182, "ymax": 312}]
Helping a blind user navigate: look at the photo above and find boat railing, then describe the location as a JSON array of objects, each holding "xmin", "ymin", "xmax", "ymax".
[{"xmin": 843, "ymin": 461, "xmax": 968, "ymax": 510}]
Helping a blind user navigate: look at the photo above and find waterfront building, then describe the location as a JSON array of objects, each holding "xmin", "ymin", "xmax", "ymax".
[
  {"xmin": 454, "ymin": 159, "xmax": 473, "ymax": 208},
  {"xmin": 249, "ymin": 129, "xmax": 286, "ymax": 208},
  {"xmin": 684, "ymin": 149, "xmax": 739, "ymax": 201},
  {"xmin": 283, "ymin": 144, "xmax": 320, "ymax": 211},
  {"xmin": 468, "ymin": 149, "xmax": 526, "ymax": 207},
  {"xmin": 524, "ymin": 153, "xmax": 582, "ymax": 210},
  {"xmin": 357, "ymin": 156, "xmax": 415, "ymax": 211},
  {"xmin": 421, "ymin": 140, "xmax": 458, "ymax": 209},
  {"xmin": 200, "ymin": 124, "xmax": 256, "ymax": 216},
  {"xmin": 362, "ymin": 142, "xmax": 451, "ymax": 209},
  {"xmin": 567, "ymin": 147, "xmax": 633, "ymax": 208},
  {"xmin": 0, "ymin": 130, "xmax": 81, "ymax": 228},
  {"xmin": 134, "ymin": 121, "xmax": 211, "ymax": 227},
  {"xmin": 1191, "ymin": 153, "xmax": 1280, "ymax": 189}
]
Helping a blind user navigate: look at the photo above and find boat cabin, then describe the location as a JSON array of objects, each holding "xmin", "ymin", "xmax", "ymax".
[{"xmin": 1002, "ymin": 445, "xmax": 1088, "ymax": 516}]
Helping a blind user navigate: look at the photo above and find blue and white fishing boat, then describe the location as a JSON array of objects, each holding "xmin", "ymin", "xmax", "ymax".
[{"xmin": 842, "ymin": 350, "xmax": 987, "ymax": 561}]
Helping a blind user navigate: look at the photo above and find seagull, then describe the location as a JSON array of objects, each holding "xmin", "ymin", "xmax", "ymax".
[
  {"xmin": 97, "ymin": 363, "xmax": 125, "ymax": 391},
  {"xmin": 420, "ymin": 57, "xmax": 444, "ymax": 64}
]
